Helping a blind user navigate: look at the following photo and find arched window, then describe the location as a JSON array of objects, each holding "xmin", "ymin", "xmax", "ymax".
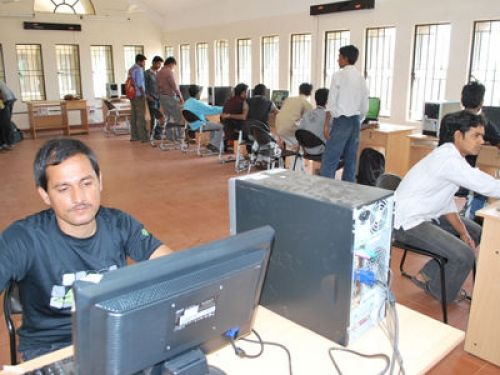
[{"xmin": 34, "ymin": 0, "xmax": 96, "ymax": 15}]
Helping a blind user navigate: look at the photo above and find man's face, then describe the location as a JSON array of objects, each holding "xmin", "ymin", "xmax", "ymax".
[
  {"xmin": 37, "ymin": 153, "xmax": 102, "ymax": 237},
  {"xmin": 454, "ymin": 125, "xmax": 485, "ymax": 156},
  {"xmin": 138, "ymin": 60, "xmax": 146, "ymax": 68},
  {"xmin": 338, "ymin": 54, "xmax": 349, "ymax": 68},
  {"xmin": 153, "ymin": 61, "xmax": 162, "ymax": 71}
]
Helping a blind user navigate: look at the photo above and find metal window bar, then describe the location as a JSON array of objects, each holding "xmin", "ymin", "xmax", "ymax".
[
  {"xmin": 262, "ymin": 36, "xmax": 279, "ymax": 90},
  {"xmin": 237, "ymin": 39, "xmax": 252, "ymax": 86},
  {"xmin": 409, "ymin": 24, "xmax": 451, "ymax": 121},
  {"xmin": 90, "ymin": 45, "xmax": 115, "ymax": 99},
  {"xmin": 196, "ymin": 43, "xmax": 209, "ymax": 99},
  {"xmin": 16, "ymin": 44, "xmax": 46, "ymax": 101},
  {"xmin": 165, "ymin": 46, "xmax": 174, "ymax": 59},
  {"xmin": 290, "ymin": 34, "xmax": 311, "ymax": 95},
  {"xmin": 124, "ymin": 45, "xmax": 144, "ymax": 80},
  {"xmin": 365, "ymin": 27, "xmax": 395, "ymax": 116},
  {"xmin": 324, "ymin": 30, "xmax": 350, "ymax": 87},
  {"xmin": 470, "ymin": 20, "xmax": 500, "ymax": 106},
  {"xmin": 55, "ymin": 44, "xmax": 82, "ymax": 99},
  {"xmin": 0, "ymin": 44, "xmax": 5, "ymax": 83},
  {"xmin": 180, "ymin": 44, "xmax": 191, "ymax": 84}
]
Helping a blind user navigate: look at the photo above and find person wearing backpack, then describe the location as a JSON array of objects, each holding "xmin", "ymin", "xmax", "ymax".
[
  {"xmin": 128, "ymin": 54, "xmax": 148, "ymax": 143},
  {"xmin": 0, "ymin": 79, "xmax": 16, "ymax": 151}
]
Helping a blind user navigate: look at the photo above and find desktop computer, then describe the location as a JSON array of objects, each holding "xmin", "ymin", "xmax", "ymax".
[
  {"xmin": 229, "ymin": 170, "xmax": 394, "ymax": 346},
  {"xmin": 208, "ymin": 86, "xmax": 232, "ymax": 106},
  {"xmin": 422, "ymin": 101, "xmax": 461, "ymax": 136},
  {"xmin": 106, "ymin": 83, "xmax": 119, "ymax": 99},
  {"xmin": 271, "ymin": 90, "xmax": 289, "ymax": 109}
]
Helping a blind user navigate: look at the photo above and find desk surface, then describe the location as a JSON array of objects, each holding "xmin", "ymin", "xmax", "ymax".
[
  {"xmin": 367, "ymin": 123, "xmax": 416, "ymax": 133},
  {"xmin": 1, "ymin": 304, "xmax": 464, "ymax": 375}
]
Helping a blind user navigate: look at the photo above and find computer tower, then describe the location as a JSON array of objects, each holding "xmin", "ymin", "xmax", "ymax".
[
  {"xmin": 422, "ymin": 101, "xmax": 461, "ymax": 136},
  {"xmin": 229, "ymin": 170, "xmax": 394, "ymax": 346},
  {"xmin": 106, "ymin": 83, "xmax": 119, "ymax": 98}
]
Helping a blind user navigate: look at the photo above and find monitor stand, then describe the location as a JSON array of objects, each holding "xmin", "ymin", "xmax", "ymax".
[{"xmin": 160, "ymin": 348, "xmax": 226, "ymax": 375}]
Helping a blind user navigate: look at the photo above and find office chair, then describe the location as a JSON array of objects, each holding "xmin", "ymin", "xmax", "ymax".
[
  {"xmin": 294, "ymin": 129, "xmax": 345, "ymax": 173},
  {"xmin": 247, "ymin": 121, "xmax": 284, "ymax": 173},
  {"xmin": 103, "ymin": 99, "xmax": 130, "ymax": 135},
  {"xmin": 363, "ymin": 97, "xmax": 381, "ymax": 125},
  {"xmin": 181, "ymin": 110, "xmax": 223, "ymax": 157},
  {"xmin": 3, "ymin": 281, "xmax": 22, "ymax": 365}
]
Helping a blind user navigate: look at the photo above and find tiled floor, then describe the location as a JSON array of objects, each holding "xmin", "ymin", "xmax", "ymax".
[{"xmin": 0, "ymin": 130, "xmax": 498, "ymax": 374}]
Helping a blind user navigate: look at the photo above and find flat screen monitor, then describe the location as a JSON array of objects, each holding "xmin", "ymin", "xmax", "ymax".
[
  {"xmin": 73, "ymin": 226, "xmax": 274, "ymax": 375},
  {"xmin": 208, "ymin": 86, "xmax": 232, "ymax": 106},
  {"xmin": 482, "ymin": 106, "xmax": 500, "ymax": 133},
  {"xmin": 120, "ymin": 83, "xmax": 126, "ymax": 97},
  {"xmin": 178, "ymin": 85, "xmax": 203, "ymax": 100},
  {"xmin": 271, "ymin": 90, "xmax": 289, "ymax": 109}
]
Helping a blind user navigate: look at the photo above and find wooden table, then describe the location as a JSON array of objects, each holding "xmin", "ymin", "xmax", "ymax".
[
  {"xmin": 1, "ymin": 304, "xmax": 464, "ymax": 375},
  {"xmin": 465, "ymin": 201, "xmax": 500, "ymax": 366},
  {"xmin": 359, "ymin": 123, "xmax": 416, "ymax": 177}
]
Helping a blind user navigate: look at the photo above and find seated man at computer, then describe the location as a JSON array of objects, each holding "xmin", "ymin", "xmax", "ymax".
[
  {"xmin": 247, "ymin": 84, "xmax": 279, "ymax": 127},
  {"xmin": 222, "ymin": 83, "xmax": 249, "ymax": 151},
  {"xmin": 183, "ymin": 84, "xmax": 225, "ymax": 152},
  {"xmin": 298, "ymin": 87, "xmax": 329, "ymax": 155},
  {"xmin": 0, "ymin": 138, "xmax": 172, "ymax": 361},
  {"xmin": 275, "ymin": 83, "xmax": 313, "ymax": 148},
  {"xmin": 394, "ymin": 111, "xmax": 500, "ymax": 304}
]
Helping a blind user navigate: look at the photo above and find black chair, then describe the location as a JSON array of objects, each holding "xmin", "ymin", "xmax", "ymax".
[
  {"xmin": 182, "ymin": 109, "xmax": 221, "ymax": 157},
  {"xmin": 294, "ymin": 129, "xmax": 344, "ymax": 173},
  {"xmin": 3, "ymin": 281, "xmax": 22, "ymax": 365},
  {"xmin": 248, "ymin": 122, "xmax": 283, "ymax": 172}
]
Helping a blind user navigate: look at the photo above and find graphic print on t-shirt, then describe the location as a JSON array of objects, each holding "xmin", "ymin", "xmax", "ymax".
[{"xmin": 49, "ymin": 265, "xmax": 118, "ymax": 309}]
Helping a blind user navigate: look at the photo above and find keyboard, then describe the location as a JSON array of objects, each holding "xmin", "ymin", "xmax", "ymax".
[{"xmin": 24, "ymin": 356, "xmax": 75, "ymax": 375}]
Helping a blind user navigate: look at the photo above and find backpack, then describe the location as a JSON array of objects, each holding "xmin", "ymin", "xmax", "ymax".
[
  {"xmin": 357, "ymin": 148, "xmax": 385, "ymax": 186},
  {"xmin": 8, "ymin": 121, "xmax": 23, "ymax": 145},
  {"xmin": 124, "ymin": 70, "xmax": 136, "ymax": 100}
]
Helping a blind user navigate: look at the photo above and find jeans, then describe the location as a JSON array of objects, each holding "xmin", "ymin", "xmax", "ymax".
[
  {"xmin": 147, "ymin": 98, "xmax": 160, "ymax": 134},
  {"xmin": 130, "ymin": 96, "xmax": 147, "ymax": 141},
  {"xmin": 320, "ymin": 115, "xmax": 360, "ymax": 181},
  {"xmin": 202, "ymin": 121, "xmax": 223, "ymax": 149},
  {"xmin": 160, "ymin": 95, "xmax": 183, "ymax": 141},
  {"xmin": 394, "ymin": 215, "xmax": 481, "ymax": 302},
  {"xmin": 21, "ymin": 342, "xmax": 69, "ymax": 361}
]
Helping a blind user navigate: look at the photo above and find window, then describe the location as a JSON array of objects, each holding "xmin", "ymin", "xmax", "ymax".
[
  {"xmin": 55, "ymin": 45, "xmax": 82, "ymax": 99},
  {"xmin": 214, "ymin": 40, "xmax": 229, "ymax": 86},
  {"xmin": 290, "ymin": 34, "xmax": 311, "ymax": 95},
  {"xmin": 324, "ymin": 30, "xmax": 350, "ymax": 87},
  {"xmin": 261, "ymin": 36, "xmax": 279, "ymax": 90},
  {"xmin": 409, "ymin": 24, "xmax": 451, "ymax": 121},
  {"xmin": 124, "ymin": 45, "xmax": 144, "ymax": 79},
  {"xmin": 34, "ymin": 0, "xmax": 95, "ymax": 14},
  {"xmin": 180, "ymin": 44, "xmax": 191, "ymax": 84},
  {"xmin": 16, "ymin": 44, "xmax": 46, "ymax": 101},
  {"xmin": 165, "ymin": 46, "xmax": 174, "ymax": 59},
  {"xmin": 90, "ymin": 45, "xmax": 114, "ymax": 98},
  {"xmin": 0, "ymin": 44, "xmax": 5, "ymax": 83},
  {"xmin": 196, "ymin": 43, "xmax": 209, "ymax": 99},
  {"xmin": 237, "ymin": 39, "xmax": 252, "ymax": 85},
  {"xmin": 470, "ymin": 20, "xmax": 500, "ymax": 106},
  {"xmin": 365, "ymin": 27, "xmax": 396, "ymax": 116}
]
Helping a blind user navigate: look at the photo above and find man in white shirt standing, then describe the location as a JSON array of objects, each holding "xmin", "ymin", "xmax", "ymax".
[
  {"xmin": 394, "ymin": 110, "xmax": 500, "ymax": 303},
  {"xmin": 320, "ymin": 45, "xmax": 368, "ymax": 181}
]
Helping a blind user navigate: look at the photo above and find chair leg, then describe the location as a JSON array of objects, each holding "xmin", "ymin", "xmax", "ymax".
[
  {"xmin": 435, "ymin": 257, "xmax": 448, "ymax": 324},
  {"xmin": 399, "ymin": 249, "xmax": 411, "ymax": 279},
  {"xmin": 472, "ymin": 260, "xmax": 476, "ymax": 283}
]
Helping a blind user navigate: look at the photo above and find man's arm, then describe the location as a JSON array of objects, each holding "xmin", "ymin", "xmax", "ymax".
[
  {"xmin": 323, "ymin": 111, "xmax": 332, "ymax": 140},
  {"xmin": 225, "ymin": 101, "xmax": 249, "ymax": 120},
  {"xmin": 149, "ymin": 244, "xmax": 173, "ymax": 259},
  {"xmin": 443, "ymin": 212, "xmax": 476, "ymax": 249}
]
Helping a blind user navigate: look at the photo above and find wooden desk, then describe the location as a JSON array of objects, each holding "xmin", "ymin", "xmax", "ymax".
[
  {"xmin": 476, "ymin": 145, "xmax": 499, "ymax": 177},
  {"xmin": 465, "ymin": 201, "xmax": 500, "ymax": 366},
  {"xmin": 359, "ymin": 123, "xmax": 416, "ymax": 177},
  {"xmin": 1, "ymin": 304, "xmax": 464, "ymax": 375}
]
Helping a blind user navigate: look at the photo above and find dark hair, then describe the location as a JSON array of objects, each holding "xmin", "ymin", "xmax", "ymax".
[
  {"xmin": 315, "ymin": 88, "xmax": 329, "ymax": 107},
  {"xmin": 234, "ymin": 83, "xmax": 248, "ymax": 97},
  {"xmin": 253, "ymin": 84, "xmax": 267, "ymax": 96},
  {"xmin": 34, "ymin": 138, "xmax": 100, "ymax": 191},
  {"xmin": 438, "ymin": 110, "xmax": 485, "ymax": 145},
  {"xmin": 461, "ymin": 81, "xmax": 485, "ymax": 109},
  {"xmin": 135, "ymin": 54, "xmax": 147, "ymax": 63},
  {"xmin": 339, "ymin": 45, "xmax": 359, "ymax": 65},
  {"xmin": 299, "ymin": 83, "xmax": 313, "ymax": 96},
  {"xmin": 188, "ymin": 84, "xmax": 201, "ymax": 97},
  {"xmin": 152, "ymin": 56, "xmax": 164, "ymax": 64},
  {"xmin": 165, "ymin": 57, "xmax": 177, "ymax": 66}
]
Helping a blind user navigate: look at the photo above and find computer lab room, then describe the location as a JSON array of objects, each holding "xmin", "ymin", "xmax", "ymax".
[{"xmin": 0, "ymin": 0, "xmax": 499, "ymax": 374}]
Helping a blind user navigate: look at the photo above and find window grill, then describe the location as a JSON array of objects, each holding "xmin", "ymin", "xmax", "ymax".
[
  {"xmin": 290, "ymin": 34, "xmax": 312, "ymax": 95},
  {"xmin": 16, "ymin": 44, "xmax": 46, "ymax": 101},
  {"xmin": 55, "ymin": 44, "xmax": 82, "ymax": 99}
]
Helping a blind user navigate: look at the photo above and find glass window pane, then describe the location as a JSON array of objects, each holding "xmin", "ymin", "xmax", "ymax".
[
  {"xmin": 16, "ymin": 44, "xmax": 46, "ymax": 101},
  {"xmin": 324, "ymin": 30, "xmax": 350, "ymax": 87},
  {"xmin": 261, "ymin": 36, "xmax": 279, "ymax": 90},
  {"xmin": 365, "ymin": 27, "xmax": 396, "ymax": 116},
  {"xmin": 237, "ymin": 39, "xmax": 252, "ymax": 85},
  {"xmin": 34, "ymin": 0, "xmax": 95, "ymax": 15},
  {"xmin": 180, "ymin": 44, "xmax": 191, "ymax": 84},
  {"xmin": 196, "ymin": 43, "xmax": 209, "ymax": 99},
  {"xmin": 55, "ymin": 44, "xmax": 82, "ymax": 99},
  {"xmin": 90, "ymin": 45, "xmax": 115, "ymax": 98},
  {"xmin": 165, "ymin": 46, "xmax": 174, "ymax": 59},
  {"xmin": 214, "ymin": 40, "xmax": 229, "ymax": 86},
  {"xmin": 124, "ymin": 45, "xmax": 144, "ymax": 80},
  {"xmin": 290, "ymin": 34, "xmax": 311, "ymax": 95}
]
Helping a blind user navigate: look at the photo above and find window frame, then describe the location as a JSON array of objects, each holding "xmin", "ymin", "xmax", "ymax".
[
  {"xmin": 16, "ymin": 43, "xmax": 46, "ymax": 102},
  {"xmin": 290, "ymin": 33, "xmax": 312, "ymax": 95},
  {"xmin": 214, "ymin": 39, "xmax": 229, "ymax": 86},
  {"xmin": 261, "ymin": 35, "xmax": 279, "ymax": 91},
  {"xmin": 90, "ymin": 45, "xmax": 115, "ymax": 99},
  {"xmin": 55, "ymin": 44, "xmax": 82, "ymax": 99},
  {"xmin": 179, "ymin": 44, "xmax": 191, "ymax": 84},
  {"xmin": 236, "ymin": 38, "xmax": 252, "ymax": 86},
  {"xmin": 324, "ymin": 30, "xmax": 350, "ymax": 87}
]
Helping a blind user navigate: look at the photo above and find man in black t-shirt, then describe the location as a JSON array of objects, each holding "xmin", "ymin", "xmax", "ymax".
[{"xmin": 0, "ymin": 138, "xmax": 172, "ymax": 361}]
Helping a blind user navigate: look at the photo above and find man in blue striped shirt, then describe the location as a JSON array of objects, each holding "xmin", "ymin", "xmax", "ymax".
[{"xmin": 128, "ymin": 54, "xmax": 148, "ymax": 142}]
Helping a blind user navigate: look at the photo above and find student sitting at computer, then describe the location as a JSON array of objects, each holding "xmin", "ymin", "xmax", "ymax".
[
  {"xmin": 247, "ymin": 84, "xmax": 279, "ymax": 127},
  {"xmin": 222, "ymin": 83, "xmax": 249, "ymax": 151},
  {"xmin": 183, "ymin": 84, "xmax": 225, "ymax": 152},
  {"xmin": 298, "ymin": 88, "xmax": 329, "ymax": 155},
  {"xmin": 394, "ymin": 111, "xmax": 500, "ymax": 304},
  {"xmin": 0, "ymin": 139, "xmax": 172, "ymax": 361},
  {"xmin": 275, "ymin": 83, "xmax": 313, "ymax": 148}
]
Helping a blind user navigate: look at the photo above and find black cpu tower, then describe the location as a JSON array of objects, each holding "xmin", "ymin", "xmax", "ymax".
[{"xmin": 229, "ymin": 170, "xmax": 394, "ymax": 346}]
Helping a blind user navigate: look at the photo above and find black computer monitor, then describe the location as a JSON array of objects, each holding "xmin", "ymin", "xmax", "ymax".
[
  {"xmin": 208, "ymin": 86, "xmax": 232, "ymax": 106},
  {"xmin": 248, "ymin": 88, "xmax": 271, "ymax": 100},
  {"xmin": 271, "ymin": 90, "xmax": 289, "ymax": 109},
  {"xmin": 120, "ymin": 83, "xmax": 126, "ymax": 96},
  {"xmin": 73, "ymin": 226, "xmax": 274, "ymax": 375}
]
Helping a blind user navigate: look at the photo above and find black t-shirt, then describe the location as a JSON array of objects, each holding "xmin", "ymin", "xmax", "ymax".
[{"xmin": 0, "ymin": 207, "xmax": 162, "ymax": 352}]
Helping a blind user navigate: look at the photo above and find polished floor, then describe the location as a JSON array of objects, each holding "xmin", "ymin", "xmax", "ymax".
[{"xmin": 0, "ymin": 130, "xmax": 498, "ymax": 374}]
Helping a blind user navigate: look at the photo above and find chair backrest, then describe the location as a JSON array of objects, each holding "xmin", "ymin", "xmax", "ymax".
[
  {"xmin": 103, "ymin": 99, "xmax": 116, "ymax": 111},
  {"xmin": 250, "ymin": 124, "xmax": 274, "ymax": 147},
  {"xmin": 3, "ymin": 281, "xmax": 22, "ymax": 365},
  {"xmin": 295, "ymin": 129, "xmax": 324, "ymax": 149},
  {"xmin": 182, "ymin": 109, "xmax": 201, "ymax": 123},
  {"xmin": 375, "ymin": 173, "xmax": 402, "ymax": 191},
  {"xmin": 246, "ymin": 119, "xmax": 270, "ymax": 133},
  {"xmin": 366, "ymin": 97, "xmax": 381, "ymax": 121}
]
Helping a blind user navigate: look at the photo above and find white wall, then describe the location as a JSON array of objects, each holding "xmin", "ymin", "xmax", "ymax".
[
  {"xmin": 163, "ymin": 0, "xmax": 500, "ymax": 125},
  {"xmin": 0, "ymin": 12, "xmax": 162, "ymax": 128}
]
